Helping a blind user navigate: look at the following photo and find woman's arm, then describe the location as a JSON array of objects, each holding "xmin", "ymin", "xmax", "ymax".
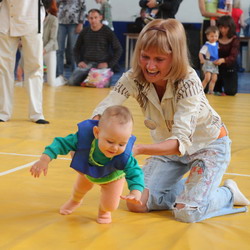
[{"xmin": 133, "ymin": 139, "xmax": 180, "ymax": 157}]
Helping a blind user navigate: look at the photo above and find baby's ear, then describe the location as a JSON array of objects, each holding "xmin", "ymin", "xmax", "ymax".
[{"xmin": 93, "ymin": 126, "xmax": 99, "ymax": 139}]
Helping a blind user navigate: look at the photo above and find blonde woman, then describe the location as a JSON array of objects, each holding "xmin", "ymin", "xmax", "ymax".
[{"xmin": 87, "ymin": 18, "xmax": 249, "ymax": 223}]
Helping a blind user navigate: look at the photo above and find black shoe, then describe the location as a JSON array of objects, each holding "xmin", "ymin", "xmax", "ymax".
[
  {"xmin": 0, "ymin": 119, "xmax": 5, "ymax": 122},
  {"xmin": 35, "ymin": 119, "xmax": 50, "ymax": 124}
]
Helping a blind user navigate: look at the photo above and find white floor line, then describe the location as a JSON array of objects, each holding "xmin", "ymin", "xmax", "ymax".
[
  {"xmin": 0, "ymin": 151, "xmax": 250, "ymax": 178},
  {"xmin": 0, "ymin": 161, "xmax": 37, "ymax": 176}
]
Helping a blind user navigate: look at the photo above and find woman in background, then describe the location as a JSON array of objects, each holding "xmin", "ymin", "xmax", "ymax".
[
  {"xmin": 214, "ymin": 15, "xmax": 239, "ymax": 96},
  {"xmin": 43, "ymin": 0, "xmax": 59, "ymax": 86}
]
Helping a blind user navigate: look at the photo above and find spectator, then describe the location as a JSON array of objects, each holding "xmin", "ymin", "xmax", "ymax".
[
  {"xmin": 0, "ymin": 0, "xmax": 49, "ymax": 124},
  {"xmin": 68, "ymin": 9, "xmax": 123, "ymax": 86},
  {"xmin": 232, "ymin": 0, "xmax": 246, "ymax": 36},
  {"xmin": 199, "ymin": 26, "xmax": 220, "ymax": 94},
  {"xmin": 210, "ymin": 0, "xmax": 233, "ymax": 26},
  {"xmin": 43, "ymin": 0, "xmax": 59, "ymax": 86},
  {"xmin": 95, "ymin": 0, "xmax": 114, "ymax": 31},
  {"xmin": 199, "ymin": 0, "xmax": 222, "ymax": 44},
  {"xmin": 214, "ymin": 15, "xmax": 239, "ymax": 96},
  {"xmin": 56, "ymin": 0, "xmax": 86, "ymax": 85},
  {"xmin": 232, "ymin": 0, "xmax": 246, "ymax": 72},
  {"xmin": 139, "ymin": 0, "xmax": 182, "ymax": 19}
]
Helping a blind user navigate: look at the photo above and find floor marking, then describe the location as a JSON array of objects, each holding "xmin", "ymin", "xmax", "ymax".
[
  {"xmin": 0, "ymin": 161, "xmax": 37, "ymax": 176},
  {"xmin": 0, "ymin": 152, "xmax": 250, "ymax": 178}
]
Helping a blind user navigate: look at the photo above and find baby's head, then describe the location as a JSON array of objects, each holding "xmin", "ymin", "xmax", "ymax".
[
  {"xmin": 205, "ymin": 26, "xmax": 219, "ymax": 43},
  {"xmin": 93, "ymin": 105, "xmax": 134, "ymax": 158}
]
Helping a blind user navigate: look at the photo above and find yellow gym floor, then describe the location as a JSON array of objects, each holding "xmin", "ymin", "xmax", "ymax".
[{"xmin": 0, "ymin": 85, "xmax": 249, "ymax": 250}]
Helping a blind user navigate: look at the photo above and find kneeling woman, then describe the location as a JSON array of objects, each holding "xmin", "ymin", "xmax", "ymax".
[{"xmin": 90, "ymin": 18, "xmax": 248, "ymax": 222}]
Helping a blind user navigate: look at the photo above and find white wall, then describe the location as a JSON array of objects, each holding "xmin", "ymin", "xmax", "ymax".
[{"xmin": 86, "ymin": 0, "xmax": 250, "ymax": 23}]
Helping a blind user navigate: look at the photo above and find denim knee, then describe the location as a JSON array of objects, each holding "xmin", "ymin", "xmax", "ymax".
[{"xmin": 173, "ymin": 206, "xmax": 203, "ymax": 223}]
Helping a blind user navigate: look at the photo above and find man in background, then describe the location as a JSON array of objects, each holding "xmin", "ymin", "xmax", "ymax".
[{"xmin": 0, "ymin": 0, "xmax": 49, "ymax": 124}]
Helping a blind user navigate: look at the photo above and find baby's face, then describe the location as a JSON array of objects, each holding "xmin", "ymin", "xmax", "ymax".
[{"xmin": 94, "ymin": 121, "xmax": 133, "ymax": 158}]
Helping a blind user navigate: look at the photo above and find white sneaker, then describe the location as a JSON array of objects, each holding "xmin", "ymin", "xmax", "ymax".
[
  {"xmin": 54, "ymin": 75, "xmax": 68, "ymax": 87},
  {"xmin": 224, "ymin": 179, "xmax": 250, "ymax": 206}
]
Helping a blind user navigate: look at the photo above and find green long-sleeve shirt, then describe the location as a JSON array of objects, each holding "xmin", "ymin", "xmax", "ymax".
[{"xmin": 43, "ymin": 133, "xmax": 144, "ymax": 192}]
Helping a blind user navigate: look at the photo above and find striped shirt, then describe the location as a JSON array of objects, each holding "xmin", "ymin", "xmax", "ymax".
[{"xmin": 74, "ymin": 25, "xmax": 123, "ymax": 69}]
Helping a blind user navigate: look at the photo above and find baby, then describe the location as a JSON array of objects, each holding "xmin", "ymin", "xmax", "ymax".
[{"xmin": 30, "ymin": 105, "xmax": 144, "ymax": 224}]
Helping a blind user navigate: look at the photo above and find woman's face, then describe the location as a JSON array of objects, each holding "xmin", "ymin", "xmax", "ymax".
[
  {"xmin": 218, "ymin": 25, "xmax": 229, "ymax": 37},
  {"xmin": 139, "ymin": 48, "xmax": 172, "ymax": 86}
]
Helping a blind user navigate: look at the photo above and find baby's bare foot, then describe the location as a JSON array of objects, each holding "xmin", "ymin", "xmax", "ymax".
[
  {"xmin": 60, "ymin": 199, "xmax": 81, "ymax": 215},
  {"xmin": 96, "ymin": 209, "xmax": 112, "ymax": 224}
]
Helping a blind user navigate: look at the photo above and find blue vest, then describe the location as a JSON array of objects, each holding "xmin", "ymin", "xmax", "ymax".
[
  {"xmin": 206, "ymin": 42, "xmax": 219, "ymax": 61},
  {"xmin": 70, "ymin": 120, "xmax": 136, "ymax": 178}
]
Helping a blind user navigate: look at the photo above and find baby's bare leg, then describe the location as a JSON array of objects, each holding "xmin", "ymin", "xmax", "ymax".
[
  {"xmin": 97, "ymin": 178, "xmax": 125, "ymax": 224},
  {"xmin": 60, "ymin": 173, "xmax": 94, "ymax": 215}
]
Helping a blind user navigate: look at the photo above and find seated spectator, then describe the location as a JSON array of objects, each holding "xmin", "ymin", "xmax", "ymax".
[
  {"xmin": 139, "ymin": 0, "xmax": 182, "ymax": 19},
  {"xmin": 213, "ymin": 15, "xmax": 239, "ymax": 96},
  {"xmin": 68, "ymin": 9, "xmax": 123, "ymax": 86}
]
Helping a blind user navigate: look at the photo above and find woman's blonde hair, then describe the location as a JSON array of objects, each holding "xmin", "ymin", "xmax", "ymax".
[{"xmin": 131, "ymin": 18, "xmax": 190, "ymax": 83}]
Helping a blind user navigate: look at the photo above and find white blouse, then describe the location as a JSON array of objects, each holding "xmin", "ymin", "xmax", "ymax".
[{"xmin": 92, "ymin": 67, "xmax": 225, "ymax": 156}]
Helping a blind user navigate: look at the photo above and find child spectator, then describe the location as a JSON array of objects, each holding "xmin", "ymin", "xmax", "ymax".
[
  {"xmin": 30, "ymin": 105, "xmax": 144, "ymax": 224},
  {"xmin": 199, "ymin": 26, "xmax": 220, "ymax": 94}
]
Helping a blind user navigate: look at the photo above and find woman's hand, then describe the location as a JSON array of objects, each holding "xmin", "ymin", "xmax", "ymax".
[
  {"xmin": 132, "ymin": 144, "xmax": 143, "ymax": 157},
  {"xmin": 213, "ymin": 58, "xmax": 225, "ymax": 65}
]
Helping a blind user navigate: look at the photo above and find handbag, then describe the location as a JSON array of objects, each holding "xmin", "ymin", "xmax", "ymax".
[{"xmin": 81, "ymin": 68, "xmax": 113, "ymax": 88}]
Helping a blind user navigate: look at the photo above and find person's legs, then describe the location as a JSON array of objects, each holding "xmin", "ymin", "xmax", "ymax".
[
  {"xmin": 21, "ymin": 33, "xmax": 45, "ymax": 122},
  {"xmin": 208, "ymin": 73, "xmax": 217, "ymax": 93},
  {"xmin": 56, "ymin": 24, "xmax": 67, "ymax": 77},
  {"xmin": 67, "ymin": 24, "xmax": 78, "ymax": 73},
  {"xmin": 68, "ymin": 62, "xmax": 97, "ymax": 86},
  {"xmin": 60, "ymin": 173, "xmax": 94, "ymax": 215},
  {"xmin": 0, "ymin": 34, "xmax": 19, "ymax": 121},
  {"xmin": 173, "ymin": 136, "xmax": 247, "ymax": 223},
  {"xmin": 127, "ymin": 156, "xmax": 190, "ymax": 213},
  {"xmin": 98, "ymin": 178, "xmax": 125, "ymax": 224},
  {"xmin": 44, "ymin": 50, "xmax": 57, "ymax": 86},
  {"xmin": 202, "ymin": 71, "xmax": 211, "ymax": 89}
]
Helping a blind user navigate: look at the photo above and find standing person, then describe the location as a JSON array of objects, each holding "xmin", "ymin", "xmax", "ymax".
[
  {"xmin": 43, "ymin": 0, "xmax": 59, "ymax": 86},
  {"xmin": 0, "ymin": 0, "xmax": 49, "ymax": 124},
  {"xmin": 232, "ymin": 0, "xmax": 246, "ymax": 36},
  {"xmin": 56, "ymin": 0, "xmax": 86, "ymax": 84},
  {"xmin": 199, "ymin": 0, "xmax": 221, "ymax": 44},
  {"xmin": 95, "ymin": 0, "xmax": 114, "ymax": 31},
  {"xmin": 85, "ymin": 19, "xmax": 248, "ymax": 223},
  {"xmin": 139, "ymin": 0, "xmax": 182, "ymax": 19},
  {"xmin": 30, "ymin": 105, "xmax": 144, "ymax": 224},
  {"xmin": 68, "ymin": 9, "xmax": 122, "ymax": 86},
  {"xmin": 210, "ymin": 0, "xmax": 233, "ymax": 26},
  {"xmin": 214, "ymin": 15, "xmax": 240, "ymax": 96},
  {"xmin": 199, "ymin": 26, "xmax": 219, "ymax": 94}
]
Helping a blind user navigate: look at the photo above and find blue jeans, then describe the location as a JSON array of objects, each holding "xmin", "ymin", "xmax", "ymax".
[
  {"xmin": 56, "ymin": 24, "xmax": 78, "ymax": 76},
  {"xmin": 143, "ymin": 136, "xmax": 247, "ymax": 223},
  {"xmin": 68, "ymin": 62, "xmax": 97, "ymax": 86}
]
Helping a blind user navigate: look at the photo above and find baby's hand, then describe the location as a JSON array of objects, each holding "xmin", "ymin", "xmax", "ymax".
[
  {"xmin": 120, "ymin": 190, "xmax": 142, "ymax": 205},
  {"xmin": 30, "ymin": 154, "xmax": 50, "ymax": 178}
]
